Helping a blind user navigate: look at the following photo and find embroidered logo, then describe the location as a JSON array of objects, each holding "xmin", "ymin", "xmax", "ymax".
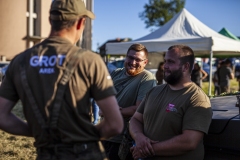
[{"xmin": 166, "ymin": 103, "xmax": 178, "ymax": 112}]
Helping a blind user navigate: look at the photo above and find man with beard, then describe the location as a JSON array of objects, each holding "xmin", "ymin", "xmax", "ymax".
[
  {"xmin": 129, "ymin": 45, "xmax": 212, "ymax": 160},
  {"xmin": 102, "ymin": 43, "xmax": 156, "ymax": 160}
]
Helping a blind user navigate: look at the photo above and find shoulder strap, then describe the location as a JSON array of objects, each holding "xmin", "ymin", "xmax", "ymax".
[
  {"xmin": 20, "ymin": 48, "xmax": 86, "ymax": 129},
  {"xmin": 20, "ymin": 66, "xmax": 48, "ymax": 129},
  {"xmin": 49, "ymin": 49, "xmax": 86, "ymax": 129}
]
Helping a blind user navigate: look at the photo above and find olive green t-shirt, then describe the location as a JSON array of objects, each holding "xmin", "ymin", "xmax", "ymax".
[
  {"xmin": 108, "ymin": 68, "xmax": 156, "ymax": 143},
  {"xmin": 0, "ymin": 37, "xmax": 116, "ymax": 147},
  {"xmin": 137, "ymin": 83, "xmax": 212, "ymax": 160}
]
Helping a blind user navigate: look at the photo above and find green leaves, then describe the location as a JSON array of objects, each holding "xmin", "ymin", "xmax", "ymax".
[{"xmin": 139, "ymin": 0, "xmax": 185, "ymax": 28}]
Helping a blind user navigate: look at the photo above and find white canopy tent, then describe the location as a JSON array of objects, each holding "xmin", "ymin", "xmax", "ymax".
[{"xmin": 106, "ymin": 8, "xmax": 240, "ymax": 95}]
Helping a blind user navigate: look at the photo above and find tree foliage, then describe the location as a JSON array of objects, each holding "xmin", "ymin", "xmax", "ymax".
[{"xmin": 140, "ymin": 0, "xmax": 185, "ymax": 28}]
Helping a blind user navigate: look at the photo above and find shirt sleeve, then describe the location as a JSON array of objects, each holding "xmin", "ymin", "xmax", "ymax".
[
  {"xmin": 182, "ymin": 93, "xmax": 212, "ymax": 134},
  {"xmin": 137, "ymin": 87, "xmax": 155, "ymax": 114},
  {"xmin": 136, "ymin": 71, "xmax": 156, "ymax": 102},
  {"xmin": 89, "ymin": 54, "xmax": 116, "ymax": 101}
]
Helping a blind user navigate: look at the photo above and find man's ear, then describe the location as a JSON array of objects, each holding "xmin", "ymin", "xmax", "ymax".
[
  {"xmin": 76, "ymin": 18, "xmax": 86, "ymax": 30},
  {"xmin": 182, "ymin": 62, "xmax": 190, "ymax": 72}
]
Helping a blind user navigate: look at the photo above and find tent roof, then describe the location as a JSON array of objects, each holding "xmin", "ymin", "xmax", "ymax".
[
  {"xmin": 106, "ymin": 8, "xmax": 240, "ymax": 58},
  {"xmin": 218, "ymin": 27, "xmax": 240, "ymax": 41},
  {"xmin": 135, "ymin": 9, "xmax": 230, "ymax": 41}
]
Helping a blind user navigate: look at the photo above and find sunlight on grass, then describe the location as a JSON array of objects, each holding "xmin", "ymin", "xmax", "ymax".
[{"xmin": 202, "ymin": 79, "xmax": 239, "ymax": 97}]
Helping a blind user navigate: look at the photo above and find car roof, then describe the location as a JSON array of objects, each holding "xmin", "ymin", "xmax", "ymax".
[{"xmin": 0, "ymin": 62, "xmax": 10, "ymax": 68}]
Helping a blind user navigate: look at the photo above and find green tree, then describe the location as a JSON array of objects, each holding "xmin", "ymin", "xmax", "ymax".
[{"xmin": 140, "ymin": 0, "xmax": 185, "ymax": 28}]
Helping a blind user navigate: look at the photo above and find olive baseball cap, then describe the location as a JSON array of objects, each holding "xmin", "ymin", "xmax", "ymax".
[{"xmin": 50, "ymin": 0, "xmax": 95, "ymax": 20}]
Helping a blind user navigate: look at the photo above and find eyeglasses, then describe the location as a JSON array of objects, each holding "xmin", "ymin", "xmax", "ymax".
[{"xmin": 126, "ymin": 55, "xmax": 146, "ymax": 63}]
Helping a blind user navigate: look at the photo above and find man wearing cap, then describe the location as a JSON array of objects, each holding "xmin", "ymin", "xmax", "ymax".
[{"xmin": 0, "ymin": 0, "xmax": 123, "ymax": 159}]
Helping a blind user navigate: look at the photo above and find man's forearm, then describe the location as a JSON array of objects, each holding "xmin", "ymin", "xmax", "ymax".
[
  {"xmin": 152, "ymin": 138, "xmax": 189, "ymax": 156},
  {"xmin": 120, "ymin": 105, "xmax": 138, "ymax": 117},
  {"xmin": 129, "ymin": 116, "xmax": 144, "ymax": 140},
  {"xmin": 0, "ymin": 113, "xmax": 32, "ymax": 137},
  {"xmin": 95, "ymin": 119, "xmax": 123, "ymax": 140},
  {"xmin": 152, "ymin": 130, "xmax": 204, "ymax": 156}
]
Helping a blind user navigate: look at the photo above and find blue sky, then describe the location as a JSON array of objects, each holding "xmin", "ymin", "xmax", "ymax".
[{"xmin": 91, "ymin": 0, "xmax": 240, "ymax": 52}]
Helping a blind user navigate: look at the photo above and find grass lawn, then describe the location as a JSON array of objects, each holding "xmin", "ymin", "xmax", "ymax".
[{"xmin": 202, "ymin": 79, "xmax": 239, "ymax": 97}]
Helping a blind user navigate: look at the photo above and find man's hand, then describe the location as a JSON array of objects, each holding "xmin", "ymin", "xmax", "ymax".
[
  {"xmin": 131, "ymin": 134, "xmax": 157, "ymax": 159},
  {"xmin": 129, "ymin": 112, "xmax": 155, "ymax": 159},
  {"xmin": 130, "ymin": 146, "xmax": 144, "ymax": 160}
]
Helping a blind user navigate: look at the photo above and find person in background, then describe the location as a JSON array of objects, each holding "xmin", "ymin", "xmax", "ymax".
[
  {"xmin": 155, "ymin": 62, "xmax": 164, "ymax": 85},
  {"xmin": 129, "ymin": 45, "xmax": 212, "ymax": 160},
  {"xmin": 235, "ymin": 62, "xmax": 240, "ymax": 91},
  {"xmin": 218, "ymin": 59, "xmax": 234, "ymax": 93},
  {"xmin": 237, "ymin": 74, "xmax": 240, "ymax": 91},
  {"xmin": 102, "ymin": 43, "xmax": 156, "ymax": 160},
  {"xmin": 0, "ymin": 0, "xmax": 123, "ymax": 159},
  {"xmin": 212, "ymin": 62, "xmax": 223, "ymax": 96},
  {"xmin": 191, "ymin": 62, "xmax": 208, "ymax": 87}
]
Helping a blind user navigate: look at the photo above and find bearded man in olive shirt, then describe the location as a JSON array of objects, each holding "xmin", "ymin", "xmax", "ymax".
[
  {"xmin": 0, "ymin": 0, "xmax": 123, "ymax": 159},
  {"xmin": 103, "ymin": 43, "xmax": 156, "ymax": 160},
  {"xmin": 130, "ymin": 45, "xmax": 212, "ymax": 160}
]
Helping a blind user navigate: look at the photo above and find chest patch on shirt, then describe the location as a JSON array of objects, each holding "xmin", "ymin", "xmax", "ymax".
[{"xmin": 166, "ymin": 103, "xmax": 178, "ymax": 112}]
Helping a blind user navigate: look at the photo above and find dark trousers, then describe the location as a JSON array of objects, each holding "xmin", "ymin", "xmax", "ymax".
[
  {"xmin": 37, "ymin": 142, "xmax": 107, "ymax": 160},
  {"xmin": 102, "ymin": 141, "xmax": 134, "ymax": 160},
  {"xmin": 214, "ymin": 86, "xmax": 220, "ymax": 95}
]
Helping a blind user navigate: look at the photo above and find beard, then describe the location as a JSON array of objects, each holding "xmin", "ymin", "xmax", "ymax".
[
  {"xmin": 124, "ymin": 62, "xmax": 143, "ymax": 76},
  {"xmin": 164, "ymin": 67, "xmax": 183, "ymax": 85}
]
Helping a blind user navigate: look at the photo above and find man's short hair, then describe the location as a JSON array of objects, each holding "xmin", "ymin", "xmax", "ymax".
[
  {"xmin": 127, "ymin": 43, "xmax": 149, "ymax": 58},
  {"xmin": 50, "ymin": 18, "xmax": 78, "ymax": 31},
  {"xmin": 168, "ymin": 45, "xmax": 195, "ymax": 73},
  {"xmin": 225, "ymin": 59, "xmax": 231, "ymax": 64}
]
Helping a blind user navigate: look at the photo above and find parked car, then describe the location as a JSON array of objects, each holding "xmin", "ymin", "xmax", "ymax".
[
  {"xmin": 0, "ymin": 61, "xmax": 9, "ymax": 68},
  {"xmin": 204, "ymin": 95, "xmax": 240, "ymax": 159},
  {"xmin": 110, "ymin": 59, "xmax": 125, "ymax": 68},
  {"xmin": 106, "ymin": 62, "xmax": 117, "ymax": 73},
  {"xmin": 0, "ymin": 62, "xmax": 9, "ymax": 82}
]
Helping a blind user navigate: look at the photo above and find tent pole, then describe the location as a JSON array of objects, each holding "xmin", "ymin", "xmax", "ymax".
[{"xmin": 208, "ymin": 51, "xmax": 213, "ymax": 96}]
